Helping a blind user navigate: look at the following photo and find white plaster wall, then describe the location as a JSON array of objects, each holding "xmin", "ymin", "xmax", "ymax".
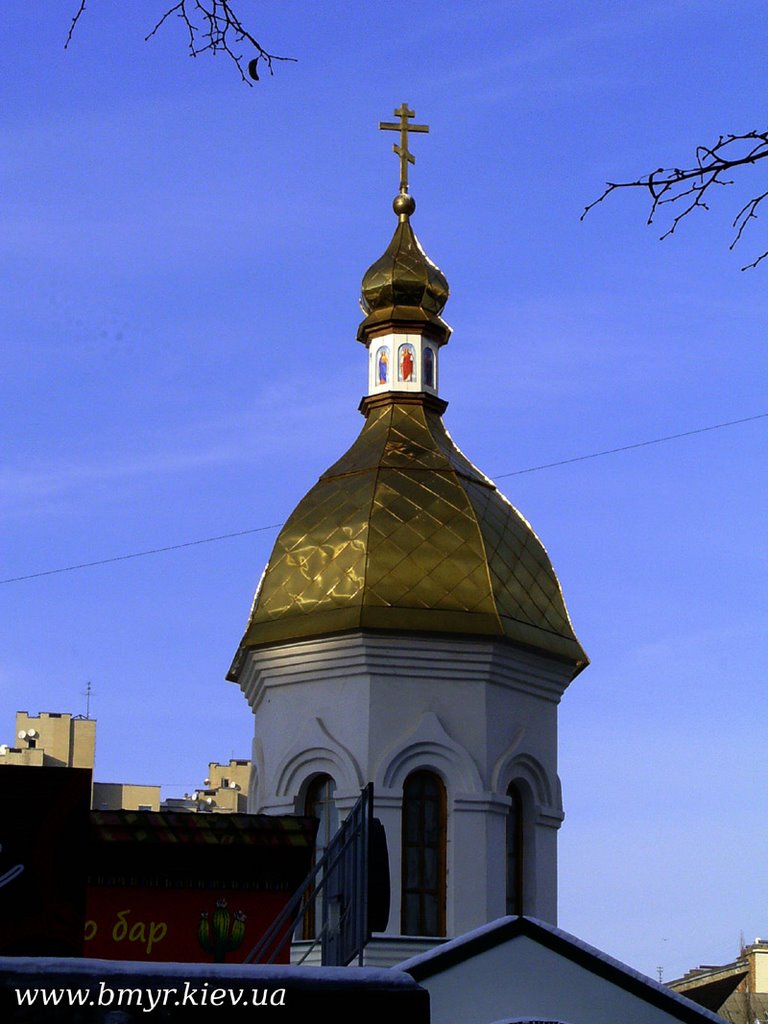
[
  {"xmin": 236, "ymin": 633, "xmax": 574, "ymax": 937},
  {"xmin": 420, "ymin": 934, "xmax": 704, "ymax": 1024},
  {"xmin": 366, "ymin": 331, "xmax": 440, "ymax": 396}
]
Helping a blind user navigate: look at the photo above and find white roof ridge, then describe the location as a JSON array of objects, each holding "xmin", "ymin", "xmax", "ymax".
[{"xmin": 396, "ymin": 915, "xmax": 725, "ymax": 1024}]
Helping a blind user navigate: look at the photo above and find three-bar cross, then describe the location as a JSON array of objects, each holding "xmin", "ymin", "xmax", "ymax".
[{"xmin": 379, "ymin": 104, "xmax": 430, "ymax": 194}]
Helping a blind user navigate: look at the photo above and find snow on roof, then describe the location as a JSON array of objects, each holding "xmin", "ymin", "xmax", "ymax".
[
  {"xmin": 397, "ymin": 916, "xmax": 725, "ymax": 1023},
  {"xmin": 0, "ymin": 957, "xmax": 418, "ymax": 989}
]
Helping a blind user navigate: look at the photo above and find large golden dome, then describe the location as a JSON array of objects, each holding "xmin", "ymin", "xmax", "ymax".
[{"xmin": 228, "ymin": 393, "xmax": 587, "ymax": 679}]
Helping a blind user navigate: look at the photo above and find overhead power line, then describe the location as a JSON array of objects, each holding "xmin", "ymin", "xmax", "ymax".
[
  {"xmin": 2, "ymin": 412, "xmax": 765, "ymax": 586},
  {"xmin": 0, "ymin": 525, "xmax": 283, "ymax": 585},
  {"xmin": 494, "ymin": 411, "xmax": 768, "ymax": 478}
]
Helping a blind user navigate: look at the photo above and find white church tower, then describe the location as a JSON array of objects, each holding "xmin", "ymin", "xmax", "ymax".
[{"xmin": 228, "ymin": 105, "xmax": 588, "ymax": 965}]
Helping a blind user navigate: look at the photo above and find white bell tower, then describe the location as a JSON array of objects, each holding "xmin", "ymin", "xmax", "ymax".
[{"xmin": 228, "ymin": 105, "xmax": 587, "ymax": 966}]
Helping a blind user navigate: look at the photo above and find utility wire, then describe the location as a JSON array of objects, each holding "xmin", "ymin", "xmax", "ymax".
[
  {"xmin": 494, "ymin": 411, "xmax": 768, "ymax": 478},
  {"xmin": 2, "ymin": 412, "xmax": 765, "ymax": 586},
  {"xmin": 1, "ymin": 525, "xmax": 283, "ymax": 584}
]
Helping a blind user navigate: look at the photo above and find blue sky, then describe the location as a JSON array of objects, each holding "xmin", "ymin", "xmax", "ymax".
[{"xmin": 1, "ymin": 1, "xmax": 766, "ymax": 981}]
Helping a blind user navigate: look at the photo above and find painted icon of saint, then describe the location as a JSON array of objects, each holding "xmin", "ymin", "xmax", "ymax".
[
  {"xmin": 377, "ymin": 346, "xmax": 389, "ymax": 385},
  {"xmin": 423, "ymin": 347, "xmax": 434, "ymax": 387},
  {"xmin": 399, "ymin": 343, "xmax": 415, "ymax": 382}
]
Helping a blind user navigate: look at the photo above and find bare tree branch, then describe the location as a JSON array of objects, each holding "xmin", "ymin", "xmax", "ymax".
[
  {"xmin": 582, "ymin": 130, "xmax": 768, "ymax": 270},
  {"xmin": 66, "ymin": 0, "xmax": 88, "ymax": 48},
  {"xmin": 66, "ymin": 1, "xmax": 296, "ymax": 85}
]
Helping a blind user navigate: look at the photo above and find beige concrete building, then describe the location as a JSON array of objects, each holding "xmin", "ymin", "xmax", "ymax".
[
  {"xmin": 670, "ymin": 937, "xmax": 768, "ymax": 1023},
  {"xmin": 162, "ymin": 759, "xmax": 252, "ymax": 813},
  {"xmin": 91, "ymin": 782, "xmax": 161, "ymax": 812},
  {"xmin": 203, "ymin": 758, "xmax": 250, "ymax": 812},
  {"xmin": 0, "ymin": 711, "xmax": 95, "ymax": 769},
  {"xmin": 1, "ymin": 709, "xmax": 251, "ymax": 815}
]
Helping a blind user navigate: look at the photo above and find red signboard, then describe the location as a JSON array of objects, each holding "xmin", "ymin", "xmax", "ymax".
[{"xmin": 85, "ymin": 885, "xmax": 290, "ymax": 963}]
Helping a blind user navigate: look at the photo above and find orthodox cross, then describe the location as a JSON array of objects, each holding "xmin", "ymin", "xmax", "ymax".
[{"xmin": 379, "ymin": 103, "xmax": 429, "ymax": 194}]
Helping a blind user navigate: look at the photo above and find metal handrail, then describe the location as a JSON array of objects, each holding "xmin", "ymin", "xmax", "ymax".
[{"xmin": 244, "ymin": 783, "xmax": 372, "ymax": 965}]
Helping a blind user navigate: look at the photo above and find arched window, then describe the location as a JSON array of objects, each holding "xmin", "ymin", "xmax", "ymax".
[
  {"xmin": 398, "ymin": 342, "xmax": 416, "ymax": 383},
  {"xmin": 423, "ymin": 346, "xmax": 435, "ymax": 388},
  {"xmin": 376, "ymin": 345, "xmax": 390, "ymax": 385},
  {"xmin": 305, "ymin": 774, "xmax": 338, "ymax": 856},
  {"xmin": 303, "ymin": 774, "xmax": 338, "ymax": 938},
  {"xmin": 401, "ymin": 770, "xmax": 446, "ymax": 936},
  {"xmin": 506, "ymin": 782, "xmax": 524, "ymax": 915}
]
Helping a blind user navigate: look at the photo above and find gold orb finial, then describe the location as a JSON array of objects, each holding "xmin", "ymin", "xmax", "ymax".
[{"xmin": 393, "ymin": 193, "xmax": 416, "ymax": 218}]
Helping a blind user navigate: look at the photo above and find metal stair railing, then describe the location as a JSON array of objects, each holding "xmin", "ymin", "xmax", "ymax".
[{"xmin": 244, "ymin": 783, "xmax": 372, "ymax": 966}]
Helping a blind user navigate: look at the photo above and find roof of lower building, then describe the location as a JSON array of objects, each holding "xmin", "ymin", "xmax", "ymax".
[{"xmin": 398, "ymin": 916, "xmax": 725, "ymax": 1024}]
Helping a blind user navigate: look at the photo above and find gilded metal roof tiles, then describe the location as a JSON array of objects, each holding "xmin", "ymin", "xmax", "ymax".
[
  {"xmin": 230, "ymin": 399, "xmax": 587, "ymax": 676},
  {"xmin": 358, "ymin": 216, "xmax": 451, "ymax": 341}
]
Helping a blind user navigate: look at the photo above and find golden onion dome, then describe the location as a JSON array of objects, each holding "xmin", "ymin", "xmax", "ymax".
[
  {"xmin": 357, "ymin": 194, "xmax": 451, "ymax": 343},
  {"xmin": 228, "ymin": 394, "xmax": 588, "ymax": 680}
]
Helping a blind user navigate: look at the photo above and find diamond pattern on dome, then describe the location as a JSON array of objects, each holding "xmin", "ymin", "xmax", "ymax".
[
  {"xmin": 363, "ymin": 466, "xmax": 496, "ymax": 615},
  {"xmin": 464, "ymin": 480, "xmax": 575, "ymax": 638},
  {"xmin": 235, "ymin": 397, "xmax": 586, "ymax": 672},
  {"xmin": 253, "ymin": 470, "xmax": 373, "ymax": 622},
  {"xmin": 321, "ymin": 404, "xmax": 392, "ymax": 478},
  {"xmin": 425, "ymin": 409, "xmax": 493, "ymax": 485}
]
